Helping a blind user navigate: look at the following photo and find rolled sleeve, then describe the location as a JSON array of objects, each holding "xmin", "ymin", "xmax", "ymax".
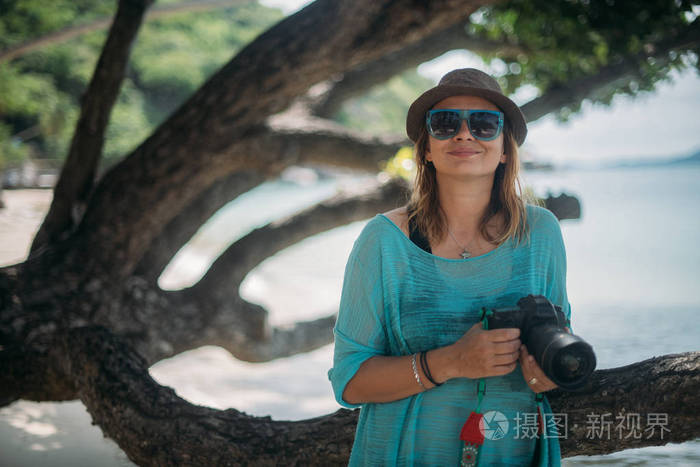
[{"xmin": 328, "ymin": 228, "xmax": 387, "ymax": 408}]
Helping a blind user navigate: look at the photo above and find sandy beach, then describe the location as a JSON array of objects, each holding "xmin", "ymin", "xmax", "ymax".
[{"xmin": 0, "ymin": 189, "xmax": 53, "ymax": 267}]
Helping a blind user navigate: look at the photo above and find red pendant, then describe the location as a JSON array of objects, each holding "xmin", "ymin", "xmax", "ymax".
[
  {"xmin": 460, "ymin": 411, "xmax": 484, "ymax": 466},
  {"xmin": 460, "ymin": 411, "xmax": 485, "ymax": 445},
  {"xmin": 461, "ymin": 443, "xmax": 479, "ymax": 466}
]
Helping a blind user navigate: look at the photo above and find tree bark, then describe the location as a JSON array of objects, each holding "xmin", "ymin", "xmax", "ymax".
[
  {"xmin": 134, "ymin": 169, "xmax": 267, "ymax": 282},
  {"xmin": 53, "ymin": 0, "xmax": 484, "ymax": 281},
  {"xmin": 31, "ymin": 0, "xmax": 154, "ymax": 253},
  {"xmin": 549, "ymin": 351, "xmax": 700, "ymax": 456},
  {"xmin": 310, "ymin": 19, "xmax": 519, "ymax": 118},
  {"xmin": 5, "ymin": 321, "xmax": 697, "ymax": 464},
  {"xmin": 189, "ymin": 177, "xmax": 409, "ymax": 302},
  {"xmin": 544, "ymin": 193, "xmax": 581, "ymax": 221},
  {"xmin": 131, "ymin": 122, "xmax": 404, "ymax": 284}
]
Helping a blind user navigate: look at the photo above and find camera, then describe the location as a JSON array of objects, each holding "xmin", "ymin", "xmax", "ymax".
[{"xmin": 482, "ymin": 295, "xmax": 596, "ymax": 390}]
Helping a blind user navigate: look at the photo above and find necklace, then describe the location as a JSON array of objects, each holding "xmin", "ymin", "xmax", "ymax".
[{"xmin": 446, "ymin": 227, "xmax": 472, "ymax": 259}]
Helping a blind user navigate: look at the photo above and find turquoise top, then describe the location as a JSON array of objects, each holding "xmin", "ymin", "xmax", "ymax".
[{"xmin": 329, "ymin": 204, "xmax": 570, "ymax": 466}]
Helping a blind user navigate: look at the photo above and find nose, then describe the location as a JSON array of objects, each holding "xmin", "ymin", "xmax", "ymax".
[{"xmin": 454, "ymin": 120, "xmax": 474, "ymax": 141}]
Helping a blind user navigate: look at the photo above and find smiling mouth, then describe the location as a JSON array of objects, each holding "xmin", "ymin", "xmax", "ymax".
[{"xmin": 448, "ymin": 149, "xmax": 481, "ymax": 157}]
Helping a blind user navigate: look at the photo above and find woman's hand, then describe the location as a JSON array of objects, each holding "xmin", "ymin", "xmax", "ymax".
[
  {"xmin": 519, "ymin": 344, "xmax": 557, "ymax": 393},
  {"xmin": 446, "ymin": 322, "xmax": 521, "ymax": 379}
]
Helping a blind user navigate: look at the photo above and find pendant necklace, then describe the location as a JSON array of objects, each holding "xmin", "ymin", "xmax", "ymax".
[{"xmin": 446, "ymin": 226, "xmax": 472, "ymax": 259}]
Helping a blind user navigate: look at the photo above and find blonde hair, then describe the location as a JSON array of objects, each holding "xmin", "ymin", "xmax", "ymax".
[{"xmin": 407, "ymin": 120, "xmax": 530, "ymax": 246}]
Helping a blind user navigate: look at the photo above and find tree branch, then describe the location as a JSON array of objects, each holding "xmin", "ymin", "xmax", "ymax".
[
  {"xmin": 127, "ymin": 176, "xmax": 408, "ymax": 363},
  {"xmin": 543, "ymin": 193, "xmax": 581, "ymax": 221},
  {"xmin": 63, "ymin": 325, "xmax": 357, "ymax": 465},
  {"xmin": 0, "ymin": 341, "xmax": 77, "ymax": 407},
  {"xmin": 31, "ymin": 0, "xmax": 154, "ymax": 253},
  {"xmin": 134, "ymin": 169, "xmax": 267, "ymax": 282},
  {"xmin": 267, "ymin": 108, "xmax": 406, "ymax": 170},
  {"xmin": 189, "ymin": 177, "xmax": 409, "ymax": 302},
  {"xmin": 143, "ymin": 177, "xmax": 409, "ymax": 363},
  {"xmin": 123, "ymin": 288, "xmax": 336, "ymax": 364},
  {"xmin": 243, "ymin": 313, "xmax": 337, "ymax": 362},
  {"xmin": 48, "ymin": 270, "xmax": 331, "ymax": 365},
  {"xmin": 12, "ymin": 324, "xmax": 697, "ymax": 462},
  {"xmin": 520, "ymin": 19, "xmax": 700, "ymax": 123},
  {"xmin": 311, "ymin": 19, "xmax": 520, "ymax": 118},
  {"xmin": 550, "ymin": 351, "xmax": 700, "ymax": 456},
  {"xmin": 198, "ymin": 296, "xmax": 338, "ymax": 363},
  {"xmin": 277, "ymin": 129, "xmax": 403, "ymax": 171},
  {"xmin": 132, "ymin": 118, "xmax": 402, "ymax": 282},
  {"xmin": 66, "ymin": 0, "xmax": 486, "ymax": 280}
]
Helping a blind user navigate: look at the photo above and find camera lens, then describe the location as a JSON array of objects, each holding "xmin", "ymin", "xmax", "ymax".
[
  {"xmin": 548, "ymin": 341, "xmax": 596, "ymax": 388},
  {"xmin": 560, "ymin": 353, "xmax": 581, "ymax": 373},
  {"xmin": 553, "ymin": 348, "xmax": 586, "ymax": 381},
  {"xmin": 529, "ymin": 329, "xmax": 596, "ymax": 390}
]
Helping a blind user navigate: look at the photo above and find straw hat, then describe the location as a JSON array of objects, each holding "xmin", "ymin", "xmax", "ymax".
[{"xmin": 406, "ymin": 68, "xmax": 527, "ymax": 146}]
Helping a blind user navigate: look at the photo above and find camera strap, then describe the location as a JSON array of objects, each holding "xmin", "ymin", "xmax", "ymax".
[
  {"xmin": 459, "ymin": 312, "xmax": 548, "ymax": 466},
  {"xmin": 459, "ymin": 379, "xmax": 486, "ymax": 466},
  {"xmin": 459, "ymin": 314, "xmax": 491, "ymax": 466}
]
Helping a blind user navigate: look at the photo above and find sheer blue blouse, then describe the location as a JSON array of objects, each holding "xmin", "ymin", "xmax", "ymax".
[{"xmin": 329, "ymin": 205, "xmax": 570, "ymax": 466}]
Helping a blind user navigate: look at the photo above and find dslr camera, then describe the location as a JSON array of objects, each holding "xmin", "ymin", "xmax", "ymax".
[{"xmin": 482, "ymin": 295, "xmax": 596, "ymax": 390}]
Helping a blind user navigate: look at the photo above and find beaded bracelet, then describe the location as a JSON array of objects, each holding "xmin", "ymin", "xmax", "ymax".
[
  {"xmin": 411, "ymin": 353, "xmax": 426, "ymax": 389},
  {"xmin": 420, "ymin": 351, "xmax": 443, "ymax": 387}
]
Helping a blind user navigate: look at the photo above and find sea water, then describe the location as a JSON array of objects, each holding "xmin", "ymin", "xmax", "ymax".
[
  {"xmin": 524, "ymin": 165, "xmax": 700, "ymax": 465},
  {"xmin": 153, "ymin": 164, "xmax": 700, "ymax": 465}
]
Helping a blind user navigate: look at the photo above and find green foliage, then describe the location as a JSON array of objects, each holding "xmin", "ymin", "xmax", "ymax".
[
  {"xmin": 0, "ymin": 1, "xmax": 283, "ymax": 166},
  {"xmin": 469, "ymin": 0, "xmax": 699, "ymax": 120},
  {"xmin": 337, "ymin": 71, "xmax": 433, "ymax": 182},
  {"xmin": 0, "ymin": 59, "xmax": 78, "ymax": 163},
  {"xmin": 0, "ymin": 0, "xmax": 115, "ymax": 49},
  {"xmin": 103, "ymin": 80, "xmax": 150, "ymax": 161},
  {"xmin": 0, "ymin": 123, "xmax": 29, "ymax": 169},
  {"xmin": 129, "ymin": 2, "xmax": 281, "ymax": 126},
  {"xmin": 336, "ymin": 1, "xmax": 699, "ymax": 134},
  {"xmin": 336, "ymin": 70, "xmax": 434, "ymax": 135},
  {"xmin": 0, "ymin": 65, "xmax": 57, "ymax": 117}
]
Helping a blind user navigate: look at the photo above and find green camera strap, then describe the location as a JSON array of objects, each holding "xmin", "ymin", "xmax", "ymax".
[
  {"xmin": 460, "ymin": 309, "xmax": 548, "ymax": 466},
  {"xmin": 458, "ymin": 313, "xmax": 491, "ymax": 466}
]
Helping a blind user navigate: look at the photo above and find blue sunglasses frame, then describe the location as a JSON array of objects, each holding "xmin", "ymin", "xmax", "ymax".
[{"xmin": 425, "ymin": 109, "xmax": 504, "ymax": 141}]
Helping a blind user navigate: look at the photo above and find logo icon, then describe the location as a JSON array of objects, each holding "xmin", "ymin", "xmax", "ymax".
[{"xmin": 481, "ymin": 410, "xmax": 509, "ymax": 440}]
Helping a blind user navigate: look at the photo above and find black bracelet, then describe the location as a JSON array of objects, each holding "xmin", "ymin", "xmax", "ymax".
[{"xmin": 419, "ymin": 351, "xmax": 443, "ymax": 387}]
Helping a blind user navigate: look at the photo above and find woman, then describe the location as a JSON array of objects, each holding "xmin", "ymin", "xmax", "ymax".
[{"xmin": 329, "ymin": 68, "xmax": 570, "ymax": 466}]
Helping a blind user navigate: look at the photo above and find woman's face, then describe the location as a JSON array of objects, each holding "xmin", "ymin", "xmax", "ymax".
[{"xmin": 425, "ymin": 95, "xmax": 506, "ymax": 181}]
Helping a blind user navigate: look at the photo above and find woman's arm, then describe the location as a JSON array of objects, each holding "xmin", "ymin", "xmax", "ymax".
[{"xmin": 343, "ymin": 323, "xmax": 521, "ymax": 404}]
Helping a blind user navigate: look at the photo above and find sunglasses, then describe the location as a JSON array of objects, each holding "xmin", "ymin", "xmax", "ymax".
[{"xmin": 426, "ymin": 109, "xmax": 504, "ymax": 141}]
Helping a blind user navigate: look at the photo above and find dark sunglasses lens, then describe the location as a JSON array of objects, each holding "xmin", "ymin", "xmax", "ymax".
[
  {"xmin": 429, "ymin": 111, "xmax": 461, "ymax": 139},
  {"xmin": 468, "ymin": 112, "xmax": 500, "ymax": 139}
]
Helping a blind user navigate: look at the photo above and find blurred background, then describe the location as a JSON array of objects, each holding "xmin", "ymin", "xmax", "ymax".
[{"xmin": 1, "ymin": 0, "xmax": 698, "ymax": 465}]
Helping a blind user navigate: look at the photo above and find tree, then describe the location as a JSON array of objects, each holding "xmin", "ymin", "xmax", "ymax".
[{"xmin": 1, "ymin": 0, "xmax": 699, "ymax": 464}]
